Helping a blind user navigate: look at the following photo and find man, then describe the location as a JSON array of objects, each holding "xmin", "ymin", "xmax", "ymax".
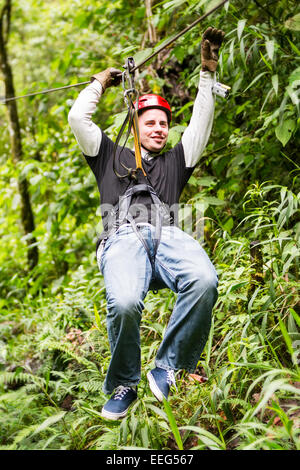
[{"xmin": 68, "ymin": 27, "xmax": 225, "ymax": 420}]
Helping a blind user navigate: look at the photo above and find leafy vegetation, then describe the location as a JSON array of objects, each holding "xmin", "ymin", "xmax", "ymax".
[{"xmin": 0, "ymin": 0, "xmax": 299, "ymax": 450}]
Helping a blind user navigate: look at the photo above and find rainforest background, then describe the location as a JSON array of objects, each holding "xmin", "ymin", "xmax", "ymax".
[{"xmin": 0, "ymin": 0, "xmax": 299, "ymax": 451}]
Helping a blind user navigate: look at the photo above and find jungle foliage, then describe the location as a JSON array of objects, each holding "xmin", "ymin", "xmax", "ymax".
[{"xmin": 0, "ymin": 0, "xmax": 299, "ymax": 451}]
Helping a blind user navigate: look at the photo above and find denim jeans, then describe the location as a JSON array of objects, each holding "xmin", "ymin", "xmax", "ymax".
[{"xmin": 97, "ymin": 224, "xmax": 218, "ymax": 395}]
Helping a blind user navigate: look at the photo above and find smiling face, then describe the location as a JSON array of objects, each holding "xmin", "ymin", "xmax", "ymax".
[{"xmin": 138, "ymin": 108, "xmax": 169, "ymax": 153}]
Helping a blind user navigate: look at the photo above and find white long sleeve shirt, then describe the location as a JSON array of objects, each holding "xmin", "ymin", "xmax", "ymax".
[{"xmin": 68, "ymin": 70, "xmax": 215, "ymax": 167}]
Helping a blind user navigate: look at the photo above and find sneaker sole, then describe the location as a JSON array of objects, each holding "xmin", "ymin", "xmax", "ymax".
[
  {"xmin": 101, "ymin": 399, "xmax": 137, "ymax": 421},
  {"xmin": 147, "ymin": 371, "xmax": 165, "ymax": 402}
]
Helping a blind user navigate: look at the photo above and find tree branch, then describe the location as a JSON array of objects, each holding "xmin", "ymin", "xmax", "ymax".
[{"xmin": 0, "ymin": 0, "xmax": 11, "ymax": 45}]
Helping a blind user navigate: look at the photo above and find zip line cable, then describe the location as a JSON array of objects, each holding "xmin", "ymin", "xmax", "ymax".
[
  {"xmin": 129, "ymin": 0, "xmax": 229, "ymax": 74},
  {"xmin": 0, "ymin": 0, "xmax": 229, "ymax": 104},
  {"xmin": 0, "ymin": 81, "xmax": 91, "ymax": 103}
]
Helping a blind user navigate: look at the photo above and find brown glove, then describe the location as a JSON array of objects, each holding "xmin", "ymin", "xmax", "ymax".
[
  {"xmin": 201, "ymin": 27, "xmax": 225, "ymax": 72},
  {"xmin": 91, "ymin": 67, "xmax": 122, "ymax": 93}
]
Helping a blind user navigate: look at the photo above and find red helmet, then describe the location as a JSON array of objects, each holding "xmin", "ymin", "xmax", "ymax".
[{"xmin": 134, "ymin": 94, "xmax": 172, "ymax": 122}]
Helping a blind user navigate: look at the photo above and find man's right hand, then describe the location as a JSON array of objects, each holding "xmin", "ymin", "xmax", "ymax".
[{"xmin": 91, "ymin": 67, "xmax": 122, "ymax": 93}]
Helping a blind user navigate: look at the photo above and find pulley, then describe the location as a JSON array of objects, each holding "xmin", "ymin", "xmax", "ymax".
[{"xmin": 113, "ymin": 57, "xmax": 146, "ymax": 182}]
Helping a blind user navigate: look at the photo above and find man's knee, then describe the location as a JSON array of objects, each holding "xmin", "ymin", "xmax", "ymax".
[
  {"xmin": 203, "ymin": 269, "xmax": 218, "ymax": 291},
  {"xmin": 107, "ymin": 293, "xmax": 143, "ymax": 321},
  {"xmin": 186, "ymin": 267, "xmax": 218, "ymax": 300}
]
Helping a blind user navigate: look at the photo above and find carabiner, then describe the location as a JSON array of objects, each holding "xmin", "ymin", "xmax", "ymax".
[
  {"xmin": 112, "ymin": 56, "xmax": 146, "ymax": 181},
  {"xmin": 122, "ymin": 57, "xmax": 138, "ymax": 108}
]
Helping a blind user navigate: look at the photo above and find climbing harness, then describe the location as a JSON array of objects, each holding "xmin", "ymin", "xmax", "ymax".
[{"xmin": 105, "ymin": 183, "xmax": 172, "ymax": 276}]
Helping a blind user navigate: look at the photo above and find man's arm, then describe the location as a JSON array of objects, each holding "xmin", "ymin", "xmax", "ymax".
[
  {"xmin": 182, "ymin": 27, "xmax": 225, "ymax": 168},
  {"xmin": 68, "ymin": 68, "xmax": 122, "ymax": 157},
  {"xmin": 182, "ymin": 70, "xmax": 216, "ymax": 168},
  {"xmin": 68, "ymin": 80, "xmax": 103, "ymax": 157}
]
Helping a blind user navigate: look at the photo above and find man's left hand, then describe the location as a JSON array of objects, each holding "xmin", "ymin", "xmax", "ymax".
[{"xmin": 201, "ymin": 27, "xmax": 225, "ymax": 72}]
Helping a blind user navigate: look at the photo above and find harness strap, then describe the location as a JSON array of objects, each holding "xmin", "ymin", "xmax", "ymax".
[
  {"xmin": 112, "ymin": 106, "xmax": 137, "ymax": 180},
  {"xmin": 132, "ymin": 107, "xmax": 146, "ymax": 177},
  {"xmin": 111, "ymin": 183, "xmax": 169, "ymax": 275},
  {"xmin": 126, "ymin": 212, "xmax": 154, "ymax": 270}
]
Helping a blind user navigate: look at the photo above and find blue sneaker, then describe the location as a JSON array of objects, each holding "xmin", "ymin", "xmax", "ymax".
[
  {"xmin": 101, "ymin": 386, "xmax": 137, "ymax": 420},
  {"xmin": 147, "ymin": 367, "xmax": 177, "ymax": 402}
]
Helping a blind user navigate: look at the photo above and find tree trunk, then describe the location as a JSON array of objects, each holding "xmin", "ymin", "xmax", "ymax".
[
  {"xmin": 145, "ymin": 0, "xmax": 157, "ymax": 45},
  {"xmin": 0, "ymin": 0, "xmax": 38, "ymax": 270}
]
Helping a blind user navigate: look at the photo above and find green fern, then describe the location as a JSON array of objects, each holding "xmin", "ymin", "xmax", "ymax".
[{"xmin": 40, "ymin": 340, "xmax": 98, "ymax": 369}]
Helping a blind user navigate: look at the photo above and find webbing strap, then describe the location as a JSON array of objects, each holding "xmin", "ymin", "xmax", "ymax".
[
  {"xmin": 116, "ymin": 183, "xmax": 167, "ymax": 274},
  {"xmin": 132, "ymin": 108, "xmax": 146, "ymax": 176},
  {"xmin": 126, "ymin": 207, "xmax": 162, "ymax": 274},
  {"xmin": 126, "ymin": 212, "xmax": 154, "ymax": 268},
  {"xmin": 118, "ymin": 184, "xmax": 169, "ymax": 223},
  {"xmin": 112, "ymin": 102, "xmax": 147, "ymax": 181}
]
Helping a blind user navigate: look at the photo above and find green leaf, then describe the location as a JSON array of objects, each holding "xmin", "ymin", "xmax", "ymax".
[
  {"xmin": 275, "ymin": 119, "xmax": 296, "ymax": 146},
  {"xmin": 94, "ymin": 304, "xmax": 102, "ymax": 330},
  {"xmin": 29, "ymin": 174, "xmax": 43, "ymax": 186},
  {"xmin": 163, "ymin": 398, "xmax": 183, "ymax": 450},
  {"xmin": 259, "ymin": 50, "xmax": 272, "ymax": 71},
  {"xmin": 20, "ymin": 162, "xmax": 37, "ymax": 178},
  {"xmin": 287, "ymin": 37, "xmax": 300, "ymax": 56},
  {"xmin": 81, "ymin": 406, "xmax": 106, "ymax": 418},
  {"xmin": 33, "ymin": 411, "xmax": 66, "ymax": 435},
  {"xmin": 226, "ymin": 281, "xmax": 248, "ymax": 294},
  {"xmin": 243, "ymin": 72, "xmax": 268, "ymax": 93},
  {"xmin": 197, "ymin": 176, "xmax": 217, "ymax": 187},
  {"xmin": 180, "ymin": 425, "xmax": 226, "ymax": 450},
  {"xmin": 266, "ymin": 40, "xmax": 275, "ymax": 62},
  {"xmin": 200, "ymin": 196, "xmax": 226, "ymax": 206},
  {"xmin": 133, "ymin": 48, "xmax": 153, "ymax": 66},
  {"xmin": 289, "ymin": 308, "xmax": 300, "ymax": 328},
  {"xmin": 167, "ymin": 125, "xmax": 185, "ymax": 147},
  {"xmin": 222, "ymin": 217, "xmax": 234, "ymax": 233},
  {"xmin": 285, "ymin": 13, "xmax": 300, "ymax": 31},
  {"xmin": 172, "ymin": 45, "xmax": 186, "ymax": 63},
  {"xmin": 146, "ymin": 404, "xmax": 168, "ymax": 421},
  {"xmin": 272, "ymin": 74, "xmax": 279, "ymax": 95},
  {"xmin": 204, "ymin": 0, "xmax": 224, "ymax": 14},
  {"xmin": 163, "ymin": 0, "xmax": 186, "ymax": 12},
  {"xmin": 136, "ymin": 6, "xmax": 146, "ymax": 19},
  {"xmin": 278, "ymin": 316, "xmax": 294, "ymax": 360},
  {"xmin": 237, "ymin": 19, "xmax": 247, "ymax": 41},
  {"xmin": 140, "ymin": 425, "xmax": 150, "ymax": 448},
  {"xmin": 288, "ymin": 67, "xmax": 300, "ymax": 86}
]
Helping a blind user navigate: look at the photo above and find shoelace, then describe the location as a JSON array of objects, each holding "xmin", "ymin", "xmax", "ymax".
[
  {"xmin": 113, "ymin": 386, "xmax": 132, "ymax": 400},
  {"xmin": 166, "ymin": 370, "xmax": 177, "ymax": 390}
]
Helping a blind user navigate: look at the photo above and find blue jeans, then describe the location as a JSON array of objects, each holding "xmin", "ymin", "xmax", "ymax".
[{"xmin": 97, "ymin": 224, "xmax": 218, "ymax": 395}]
